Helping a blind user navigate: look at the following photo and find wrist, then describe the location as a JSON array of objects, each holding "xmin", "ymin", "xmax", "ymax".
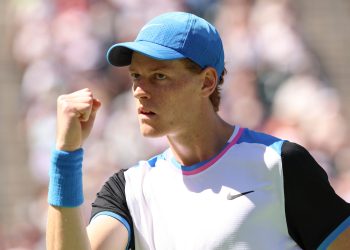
[
  {"xmin": 48, "ymin": 148, "xmax": 84, "ymax": 207},
  {"xmin": 55, "ymin": 141, "xmax": 82, "ymax": 152}
]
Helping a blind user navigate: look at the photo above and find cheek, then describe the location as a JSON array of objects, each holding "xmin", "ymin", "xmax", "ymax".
[
  {"xmin": 156, "ymin": 76, "xmax": 200, "ymax": 110},
  {"xmin": 165, "ymin": 92, "xmax": 196, "ymax": 121}
]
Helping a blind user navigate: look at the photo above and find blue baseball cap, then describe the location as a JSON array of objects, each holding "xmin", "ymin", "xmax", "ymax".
[{"xmin": 106, "ymin": 12, "xmax": 225, "ymax": 77}]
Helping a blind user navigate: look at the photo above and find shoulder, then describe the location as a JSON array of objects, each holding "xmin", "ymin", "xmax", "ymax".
[
  {"xmin": 129, "ymin": 150, "xmax": 168, "ymax": 170},
  {"xmin": 281, "ymin": 141, "xmax": 313, "ymax": 159},
  {"xmin": 236, "ymin": 128, "xmax": 285, "ymax": 154},
  {"xmin": 278, "ymin": 141, "xmax": 331, "ymax": 200},
  {"xmin": 123, "ymin": 150, "xmax": 169, "ymax": 181},
  {"xmin": 280, "ymin": 141, "xmax": 328, "ymax": 181},
  {"xmin": 279, "ymin": 141, "xmax": 350, "ymax": 249}
]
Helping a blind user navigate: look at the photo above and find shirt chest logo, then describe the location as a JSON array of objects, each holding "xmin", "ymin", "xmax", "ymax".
[{"xmin": 227, "ymin": 190, "xmax": 254, "ymax": 200}]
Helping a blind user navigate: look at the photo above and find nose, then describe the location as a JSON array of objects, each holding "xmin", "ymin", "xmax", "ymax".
[{"xmin": 132, "ymin": 81, "xmax": 151, "ymax": 100}]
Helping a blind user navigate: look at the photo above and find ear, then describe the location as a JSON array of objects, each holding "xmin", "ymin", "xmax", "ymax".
[{"xmin": 200, "ymin": 67, "xmax": 218, "ymax": 97}]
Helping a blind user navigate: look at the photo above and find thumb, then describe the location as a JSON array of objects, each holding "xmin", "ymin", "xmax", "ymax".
[
  {"xmin": 80, "ymin": 98, "xmax": 102, "ymax": 140},
  {"xmin": 91, "ymin": 98, "xmax": 102, "ymax": 114},
  {"xmin": 85, "ymin": 98, "xmax": 102, "ymax": 123}
]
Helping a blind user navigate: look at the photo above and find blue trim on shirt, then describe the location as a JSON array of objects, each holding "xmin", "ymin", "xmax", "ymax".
[
  {"xmin": 317, "ymin": 216, "xmax": 350, "ymax": 250},
  {"xmin": 270, "ymin": 140, "xmax": 285, "ymax": 155},
  {"xmin": 91, "ymin": 211, "xmax": 131, "ymax": 250},
  {"xmin": 149, "ymin": 147, "xmax": 219, "ymax": 171},
  {"xmin": 170, "ymin": 153, "xmax": 213, "ymax": 171},
  {"xmin": 147, "ymin": 155, "xmax": 159, "ymax": 167},
  {"xmin": 237, "ymin": 128, "xmax": 285, "ymax": 155},
  {"xmin": 169, "ymin": 142, "xmax": 233, "ymax": 171},
  {"xmin": 151, "ymin": 128, "xmax": 286, "ymax": 171},
  {"xmin": 147, "ymin": 151, "xmax": 168, "ymax": 167}
]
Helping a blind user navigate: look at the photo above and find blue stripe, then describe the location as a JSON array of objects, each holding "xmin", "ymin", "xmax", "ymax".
[
  {"xmin": 168, "ymin": 126, "xmax": 237, "ymax": 171},
  {"xmin": 270, "ymin": 140, "xmax": 285, "ymax": 155},
  {"xmin": 169, "ymin": 128, "xmax": 285, "ymax": 171},
  {"xmin": 147, "ymin": 155, "xmax": 159, "ymax": 167},
  {"xmin": 170, "ymin": 153, "xmax": 212, "ymax": 171},
  {"xmin": 317, "ymin": 216, "xmax": 350, "ymax": 250},
  {"xmin": 147, "ymin": 151, "xmax": 167, "ymax": 167},
  {"xmin": 237, "ymin": 128, "xmax": 285, "ymax": 155},
  {"xmin": 91, "ymin": 211, "xmax": 132, "ymax": 250}
]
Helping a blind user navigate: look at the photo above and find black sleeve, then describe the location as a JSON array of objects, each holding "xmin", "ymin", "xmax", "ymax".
[
  {"xmin": 282, "ymin": 141, "xmax": 350, "ymax": 250},
  {"xmin": 90, "ymin": 169, "xmax": 135, "ymax": 249}
]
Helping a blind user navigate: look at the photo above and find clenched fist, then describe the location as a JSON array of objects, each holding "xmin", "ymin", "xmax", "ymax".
[{"xmin": 56, "ymin": 88, "xmax": 101, "ymax": 151}]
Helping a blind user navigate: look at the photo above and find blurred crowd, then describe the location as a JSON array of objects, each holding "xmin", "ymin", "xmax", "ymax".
[{"xmin": 2, "ymin": 0, "xmax": 350, "ymax": 249}]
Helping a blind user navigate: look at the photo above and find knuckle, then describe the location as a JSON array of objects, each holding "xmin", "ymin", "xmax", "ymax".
[
  {"xmin": 57, "ymin": 94, "xmax": 65, "ymax": 104},
  {"xmin": 83, "ymin": 88, "xmax": 92, "ymax": 95},
  {"xmin": 58, "ymin": 98, "xmax": 74, "ymax": 114},
  {"xmin": 60, "ymin": 101, "xmax": 73, "ymax": 115},
  {"xmin": 87, "ymin": 93, "xmax": 93, "ymax": 101}
]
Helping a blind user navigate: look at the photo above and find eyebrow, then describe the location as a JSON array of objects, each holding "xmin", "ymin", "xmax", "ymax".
[{"xmin": 129, "ymin": 62, "xmax": 176, "ymax": 73}]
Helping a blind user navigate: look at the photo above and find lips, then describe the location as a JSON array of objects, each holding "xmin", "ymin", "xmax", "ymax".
[{"xmin": 138, "ymin": 107, "xmax": 156, "ymax": 115}]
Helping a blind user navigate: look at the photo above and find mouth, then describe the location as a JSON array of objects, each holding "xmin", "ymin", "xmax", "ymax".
[{"xmin": 138, "ymin": 107, "xmax": 156, "ymax": 116}]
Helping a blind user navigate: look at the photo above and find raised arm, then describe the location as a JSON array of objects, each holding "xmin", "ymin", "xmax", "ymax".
[
  {"xmin": 47, "ymin": 206, "xmax": 91, "ymax": 250},
  {"xmin": 46, "ymin": 89, "xmax": 128, "ymax": 250},
  {"xmin": 46, "ymin": 88, "xmax": 99, "ymax": 250}
]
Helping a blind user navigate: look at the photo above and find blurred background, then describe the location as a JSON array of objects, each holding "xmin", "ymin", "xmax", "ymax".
[{"xmin": 0, "ymin": 0, "xmax": 350, "ymax": 249}]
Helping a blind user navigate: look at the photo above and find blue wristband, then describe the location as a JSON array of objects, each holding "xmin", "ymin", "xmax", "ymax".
[{"xmin": 48, "ymin": 148, "xmax": 84, "ymax": 207}]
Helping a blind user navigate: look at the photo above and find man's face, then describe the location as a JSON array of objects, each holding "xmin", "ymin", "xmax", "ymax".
[{"xmin": 129, "ymin": 52, "xmax": 203, "ymax": 138}]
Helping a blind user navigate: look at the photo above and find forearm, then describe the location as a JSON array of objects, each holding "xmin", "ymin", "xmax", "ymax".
[
  {"xmin": 47, "ymin": 89, "xmax": 102, "ymax": 250},
  {"xmin": 47, "ymin": 205, "xmax": 91, "ymax": 250},
  {"xmin": 46, "ymin": 148, "xmax": 88, "ymax": 249}
]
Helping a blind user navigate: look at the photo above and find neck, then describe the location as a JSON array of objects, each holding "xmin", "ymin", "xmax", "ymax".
[{"xmin": 166, "ymin": 113, "xmax": 234, "ymax": 166}]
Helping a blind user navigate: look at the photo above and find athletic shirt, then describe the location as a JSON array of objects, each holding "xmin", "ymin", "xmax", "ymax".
[{"xmin": 90, "ymin": 126, "xmax": 350, "ymax": 250}]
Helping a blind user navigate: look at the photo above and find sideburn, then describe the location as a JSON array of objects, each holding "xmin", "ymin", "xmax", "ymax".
[{"xmin": 182, "ymin": 58, "xmax": 226, "ymax": 112}]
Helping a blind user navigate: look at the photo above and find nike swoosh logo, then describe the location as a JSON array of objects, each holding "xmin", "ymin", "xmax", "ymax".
[{"xmin": 227, "ymin": 190, "xmax": 254, "ymax": 200}]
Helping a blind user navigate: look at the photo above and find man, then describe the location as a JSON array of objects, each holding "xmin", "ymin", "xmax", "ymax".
[{"xmin": 46, "ymin": 12, "xmax": 350, "ymax": 250}]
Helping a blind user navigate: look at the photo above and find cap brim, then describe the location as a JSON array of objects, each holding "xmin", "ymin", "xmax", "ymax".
[{"xmin": 106, "ymin": 41, "xmax": 186, "ymax": 66}]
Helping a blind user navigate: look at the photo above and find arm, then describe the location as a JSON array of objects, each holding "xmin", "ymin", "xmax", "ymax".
[
  {"xmin": 47, "ymin": 207, "xmax": 129, "ymax": 250},
  {"xmin": 46, "ymin": 89, "xmax": 128, "ymax": 250},
  {"xmin": 47, "ymin": 206, "xmax": 91, "ymax": 250},
  {"xmin": 281, "ymin": 142, "xmax": 350, "ymax": 249},
  {"xmin": 328, "ymin": 227, "xmax": 350, "ymax": 250},
  {"xmin": 87, "ymin": 215, "xmax": 129, "ymax": 250},
  {"xmin": 88, "ymin": 170, "xmax": 134, "ymax": 250}
]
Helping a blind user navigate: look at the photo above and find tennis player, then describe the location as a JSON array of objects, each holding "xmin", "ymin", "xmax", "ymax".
[{"xmin": 47, "ymin": 12, "xmax": 350, "ymax": 250}]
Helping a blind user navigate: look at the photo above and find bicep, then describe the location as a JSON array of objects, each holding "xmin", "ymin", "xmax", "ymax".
[
  {"xmin": 318, "ymin": 217, "xmax": 350, "ymax": 250},
  {"xmin": 89, "ymin": 170, "xmax": 134, "ymax": 249},
  {"xmin": 87, "ymin": 215, "xmax": 129, "ymax": 250},
  {"xmin": 328, "ymin": 226, "xmax": 350, "ymax": 250}
]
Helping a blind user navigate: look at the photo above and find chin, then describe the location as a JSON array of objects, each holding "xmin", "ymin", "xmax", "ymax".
[{"xmin": 139, "ymin": 125, "xmax": 165, "ymax": 138}]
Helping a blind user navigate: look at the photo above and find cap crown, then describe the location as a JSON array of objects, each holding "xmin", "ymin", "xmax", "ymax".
[{"xmin": 136, "ymin": 12, "xmax": 224, "ymax": 76}]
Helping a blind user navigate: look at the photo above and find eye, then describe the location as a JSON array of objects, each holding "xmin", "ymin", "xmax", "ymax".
[
  {"xmin": 155, "ymin": 73, "xmax": 166, "ymax": 80},
  {"xmin": 130, "ymin": 73, "xmax": 140, "ymax": 80}
]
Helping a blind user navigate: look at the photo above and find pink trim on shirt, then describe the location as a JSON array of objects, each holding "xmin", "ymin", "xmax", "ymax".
[{"xmin": 182, "ymin": 127, "xmax": 244, "ymax": 175}]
